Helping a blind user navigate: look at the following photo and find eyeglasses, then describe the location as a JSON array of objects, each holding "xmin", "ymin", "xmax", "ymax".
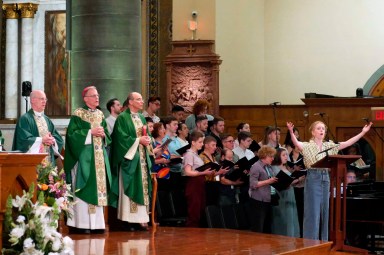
[
  {"xmin": 84, "ymin": 94, "xmax": 99, "ymax": 98},
  {"xmin": 224, "ymin": 140, "xmax": 234, "ymax": 143}
]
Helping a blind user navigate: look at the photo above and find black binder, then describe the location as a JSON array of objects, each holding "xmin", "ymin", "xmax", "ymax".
[
  {"xmin": 195, "ymin": 162, "xmax": 221, "ymax": 172},
  {"xmin": 271, "ymin": 170, "xmax": 294, "ymax": 191},
  {"xmin": 176, "ymin": 143, "xmax": 191, "ymax": 156}
]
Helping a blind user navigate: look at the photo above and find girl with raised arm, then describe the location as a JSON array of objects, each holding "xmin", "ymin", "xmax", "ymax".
[{"xmin": 286, "ymin": 120, "xmax": 372, "ymax": 240}]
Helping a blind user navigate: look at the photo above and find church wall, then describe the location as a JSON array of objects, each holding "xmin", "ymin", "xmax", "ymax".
[
  {"xmin": 216, "ymin": 0, "xmax": 265, "ymax": 105},
  {"xmin": 264, "ymin": 0, "xmax": 384, "ymax": 105},
  {"xmin": 172, "ymin": 0, "xmax": 215, "ymax": 41}
]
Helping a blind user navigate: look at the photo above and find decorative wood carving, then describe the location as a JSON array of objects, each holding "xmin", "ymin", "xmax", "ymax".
[{"xmin": 165, "ymin": 40, "xmax": 222, "ymax": 116}]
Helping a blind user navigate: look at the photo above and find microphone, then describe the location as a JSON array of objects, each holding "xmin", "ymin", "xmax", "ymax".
[
  {"xmin": 317, "ymin": 144, "xmax": 340, "ymax": 156},
  {"xmin": 362, "ymin": 117, "xmax": 370, "ymax": 123},
  {"xmin": 269, "ymin": 102, "xmax": 281, "ymax": 106},
  {"xmin": 314, "ymin": 112, "xmax": 326, "ymax": 116}
]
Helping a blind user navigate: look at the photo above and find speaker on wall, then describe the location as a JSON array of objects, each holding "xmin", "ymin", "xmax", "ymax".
[{"xmin": 22, "ymin": 81, "xmax": 32, "ymax": 97}]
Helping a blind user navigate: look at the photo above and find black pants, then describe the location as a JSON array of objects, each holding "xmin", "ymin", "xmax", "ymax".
[{"xmin": 249, "ymin": 199, "xmax": 272, "ymax": 233}]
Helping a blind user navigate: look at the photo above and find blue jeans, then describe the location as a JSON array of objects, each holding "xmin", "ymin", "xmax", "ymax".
[{"xmin": 303, "ymin": 169, "xmax": 330, "ymax": 241}]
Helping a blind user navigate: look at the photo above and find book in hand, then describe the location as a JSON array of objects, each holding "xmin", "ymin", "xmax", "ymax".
[
  {"xmin": 290, "ymin": 170, "xmax": 307, "ymax": 179},
  {"xmin": 195, "ymin": 161, "xmax": 221, "ymax": 172},
  {"xmin": 169, "ymin": 157, "xmax": 183, "ymax": 164},
  {"xmin": 287, "ymin": 157, "xmax": 305, "ymax": 170},
  {"xmin": 176, "ymin": 143, "xmax": 191, "ymax": 156},
  {"xmin": 271, "ymin": 170, "xmax": 294, "ymax": 191},
  {"xmin": 160, "ymin": 138, "xmax": 172, "ymax": 149},
  {"xmin": 221, "ymin": 159, "xmax": 235, "ymax": 169},
  {"xmin": 249, "ymin": 140, "xmax": 261, "ymax": 153}
]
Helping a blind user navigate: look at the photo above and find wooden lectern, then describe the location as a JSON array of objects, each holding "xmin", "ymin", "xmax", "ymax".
[
  {"xmin": 0, "ymin": 153, "xmax": 47, "ymax": 249},
  {"xmin": 313, "ymin": 154, "xmax": 368, "ymax": 254}
]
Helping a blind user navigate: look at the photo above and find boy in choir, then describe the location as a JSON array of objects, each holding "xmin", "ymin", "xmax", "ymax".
[
  {"xmin": 194, "ymin": 115, "xmax": 209, "ymax": 135},
  {"xmin": 233, "ymin": 131, "xmax": 254, "ymax": 160},
  {"xmin": 208, "ymin": 116, "xmax": 225, "ymax": 149},
  {"xmin": 162, "ymin": 116, "xmax": 184, "ymax": 190},
  {"xmin": 171, "ymin": 105, "xmax": 185, "ymax": 123},
  {"xmin": 249, "ymin": 146, "xmax": 278, "ymax": 233},
  {"xmin": 142, "ymin": 96, "xmax": 161, "ymax": 123},
  {"xmin": 105, "ymin": 98, "xmax": 122, "ymax": 135},
  {"xmin": 287, "ymin": 120, "xmax": 372, "ymax": 240}
]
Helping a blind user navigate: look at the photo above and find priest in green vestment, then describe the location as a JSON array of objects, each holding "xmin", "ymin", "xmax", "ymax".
[
  {"xmin": 110, "ymin": 92, "xmax": 153, "ymax": 230},
  {"xmin": 12, "ymin": 90, "xmax": 64, "ymax": 166},
  {"xmin": 64, "ymin": 86, "xmax": 112, "ymax": 233}
]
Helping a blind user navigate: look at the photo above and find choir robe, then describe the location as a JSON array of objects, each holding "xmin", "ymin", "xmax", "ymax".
[
  {"xmin": 12, "ymin": 109, "xmax": 64, "ymax": 165},
  {"xmin": 64, "ymin": 107, "xmax": 112, "ymax": 229},
  {"xmin": 109, "ymin": 108, "xmax": 153, "ymax": 223}
]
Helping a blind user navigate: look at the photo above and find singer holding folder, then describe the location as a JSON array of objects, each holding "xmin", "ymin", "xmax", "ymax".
[
  {"xmin": 286, "ymin": 120, "xmax": 372, "ymax": 241},
  {"xmin": 183, "ymin": 131, "xmax": 215, "ymax": 227}
]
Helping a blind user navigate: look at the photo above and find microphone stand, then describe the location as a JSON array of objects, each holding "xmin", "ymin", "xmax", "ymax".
[
  {"xmin": 271, "ymin": 103, "xmax": 279, "ymax": 149},
  {"xmin": 24, "ymin": 96, "xmax": 29, "ymax": 113},
  {"xmin": 363, "ymin": 119, "xmax": 384, "ymax": 143}
]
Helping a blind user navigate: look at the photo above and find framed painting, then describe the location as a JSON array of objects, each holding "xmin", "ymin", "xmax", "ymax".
[{"xmin": 44, "ymin": 11, "xmax": 70, "ymax": 116}]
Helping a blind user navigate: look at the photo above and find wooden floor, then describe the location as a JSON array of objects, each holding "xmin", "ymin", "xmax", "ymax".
[{"xmin": 67, "ymin": 226, "xmax": 336, "ymax": 255}]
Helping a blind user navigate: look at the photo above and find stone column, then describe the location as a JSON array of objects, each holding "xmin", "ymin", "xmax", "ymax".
[
  {"xmin": 19, "ymin": 3, "xmax": 38, "ymax": 115},
  {"xmin": 69, "ymin": 0, "xmax": 142, "ymax": 112},
  {"xmin": 2, "ymin": 4, "xmax": 19, "ymax": 119}
]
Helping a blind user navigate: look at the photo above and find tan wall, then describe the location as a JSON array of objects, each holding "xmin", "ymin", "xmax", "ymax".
[{"xmin": 172, "ymin": 0, "xmax": 216, "ymax": 41}]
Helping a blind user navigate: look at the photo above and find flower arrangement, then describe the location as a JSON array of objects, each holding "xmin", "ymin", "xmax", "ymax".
[
  {"xmin": 35, "ymin": 164, "xmax": 73, "ymax": 218},
  {"xmin": 2, "ymin": 183, "xmax": 74, "ymax": 255}
]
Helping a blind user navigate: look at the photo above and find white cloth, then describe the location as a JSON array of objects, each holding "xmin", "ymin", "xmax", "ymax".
[
  {"xmin": 67, "ymin": 163, "xmax": 105, "ymax": 230},
  {"xmin": 233, "ymin": 147, "xmax": 254, "ymax": 160},
  {"xmin": 117, "ymin": 171, "xmax": 149, "ymax": 223},
  {"xmin": 142, "ymin": 110, "xmax": 160, "ymax": 123},
  {"xmin": 105, "ymin": 115, "xmax": 117, "ymax": 135}
]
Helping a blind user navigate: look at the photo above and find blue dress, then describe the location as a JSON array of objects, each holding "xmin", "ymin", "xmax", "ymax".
[{"xmin": 270, "ymin": 166, "xmax": 300, "ymax": 237}]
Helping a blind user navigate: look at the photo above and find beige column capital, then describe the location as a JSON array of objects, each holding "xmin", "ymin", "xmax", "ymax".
[
  {"xmin": 18, "ymin": 3, "xmax": 38, "ymax": 18},
  {"xmin": 2, "ymin": 4, "xmax": 19, "ymax": 19}
]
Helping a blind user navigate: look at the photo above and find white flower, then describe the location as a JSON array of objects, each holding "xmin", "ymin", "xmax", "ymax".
[
  {"xmin": 60, "ymin": 248, "xmax": 74, "ymax": 255},
  {"xmin": 62, "ymin": 236, "xmax": 74, "ymax": 249},
  {"xmin": 17, "ymin": 215, "xmax": 26, "ymax": 223},
  {"xmin": 23, "ymin": 238, "xmax": 35, "ymax": 249},
  {"xmin": 12, "ymin": 195, "xmax": 28, "ymax": 211},
  {"xmin": 51, "ymin": 238, "xmax": 62, "ymax": 251},
  {"xmin": 48, "ymin": 253, "xmax": 60, "ymax": 255},
  {"xmin": 10, "ymin": 226, "xmax": 25, "ymax": 239},
  {"xmin": 34, "ymin": 204, "xmax": 52, "ymax": 219}
]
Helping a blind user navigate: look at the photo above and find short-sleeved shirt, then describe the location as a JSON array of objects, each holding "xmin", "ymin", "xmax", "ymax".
[
  {"xmin": 183, "ymin": 149, "xmax": 204, "ymax": 175},
  {"xmin": 302, "ymin": 140, "xmax": 339, "ymax": 168}
]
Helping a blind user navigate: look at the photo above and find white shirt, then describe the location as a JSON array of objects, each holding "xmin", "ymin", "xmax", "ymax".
[
  {"xmin": 142, "ymin": 111, "xmax": 160, "ymax": 123},
  {"xmin": 233, "ymin": 146, "xmax": 254, "ymax": 160},
  {"xmin": 105, "ymin": 115, "xmax": 117, "ymax": 135}
]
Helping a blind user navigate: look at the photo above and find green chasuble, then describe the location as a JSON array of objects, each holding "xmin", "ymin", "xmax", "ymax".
[
  {"xmin": 12, "ymin": 109, "xmax": 64, "ymax": 165},
  {"xmin": 109, "ymin": 108, "xmax": 153, "ymax": 208},
  {"xmin": 64, "ymin": 106, "xmax": 112, "ymax": 206}
]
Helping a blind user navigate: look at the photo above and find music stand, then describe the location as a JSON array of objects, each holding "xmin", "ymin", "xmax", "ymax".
[{"xmin": 312, "ymin": 154, "xmax": 368, "ymax": 254}]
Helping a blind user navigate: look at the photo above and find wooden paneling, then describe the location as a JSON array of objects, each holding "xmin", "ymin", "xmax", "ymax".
[{"xmin": 219, "ymin": 98, "xmax": 384, "ymax": 180}]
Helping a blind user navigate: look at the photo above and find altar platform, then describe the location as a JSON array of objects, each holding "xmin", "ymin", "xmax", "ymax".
[{"xmin": 68, "ymin": 227, "xmax": 333, "ymax": 255}]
